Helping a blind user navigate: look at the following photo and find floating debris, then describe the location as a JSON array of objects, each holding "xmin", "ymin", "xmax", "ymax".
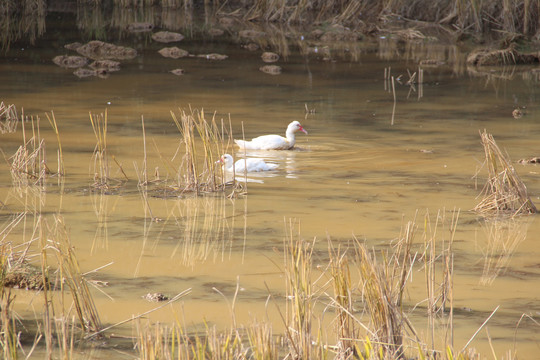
[
  {"xmin": 76, "ymin": 40, "xmax": 137, "ymax": 60},
  {"xmin": 518, "ymin": 157, "xmax": 540, "ymax": 164},
  {"xmin": 512, "ymin": 108, "xmax": 523, "ymax": 119},
  {"xmin": 261, "ymin": 51, "xmax": 279, "ymax": 63},
  {"xmin": 142, "ymin": 292, "xmax": 169, "ymax": 302},
  {"xmin": 53, "ymin": 55, "xmax": 88, "ymax": 68},
  {"xmin": 73, "ymin": 68, "xmax": 96, "ymax": 78},
  {"xmin": 73, "ymin": 68, "xmax": 110, "ymax": 79},
  {"xmin": 170, "ymin": 68, "xmax": 185, "ymax": 75},
  {"xmin": 127, "ymin": 22, "xmax": 154, "ymax": 33},
  {"xmin": 152, "ymin": 31, "xmax": 184, "ymax": 43},
  {"xmin": 467, "ymin": 46, "xmax": 540, "ymax": 66},
  {"xmin": 197, "ymin": 53, "xmax": 228, "ymax": 60},
  {"xmin": 158, "ymin": 46, "xmax": 189, "ymax": 59},
  {"xmin": 4, "ymin": 261, "xmax": 49, "ymax": 290},
  {"xmin": 259, "ymin": 64, "xmax": 282, "ymax": 75}
]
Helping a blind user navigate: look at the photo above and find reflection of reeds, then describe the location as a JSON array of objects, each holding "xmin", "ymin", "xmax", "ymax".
[
  {"xmin": 169, "ymin": 195, "xmax": 239, "ymax": 267},
  {"xmin": 0, "ymin": 0, "xmax": 46, "ymax": 50},
  {"xmin": 475, "ymin": 130, "xmax": 537, "ymax": 216},
  {"xmin": 0, "ymin": 102, "xmax": 18, "ymax": 134},
  {"xmin": 90, "ymin": 191, "xmax": 111, "ymax": 254},
  {"xmin": 479, "ymin": 217, "xmax": 528, "ymax": 285},
  {"xmin": 0, "ymin": 240, "xmax": 18, "ymax": 359}
]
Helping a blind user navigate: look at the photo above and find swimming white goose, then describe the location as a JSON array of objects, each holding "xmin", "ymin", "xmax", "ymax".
[
  {"xmin": 218, "ymin": 154, "xmax": 278, "ymax": 173},
  {"xmin": 234, "ymin": 121, "xmax": 308, "ymax": 150}
]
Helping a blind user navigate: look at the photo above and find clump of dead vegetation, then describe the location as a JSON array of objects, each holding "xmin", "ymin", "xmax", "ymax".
[
  {"xmin": 0, "ymin": 102, "xmax": 18, "ymax": 134},
  {"xmin": 474, "ymin": 130, "xmax": 536, "ymax": 216},
  {"xmin": 467, "ymin": 45, "xmax": 540, "ymax": 66},
  {"xmin": 170, "ymin": 107, "xmax": 240, "ymax": 195},
  {"xmin": 8, "ymin": 112, "xmax": 64, "ymax": 187}
]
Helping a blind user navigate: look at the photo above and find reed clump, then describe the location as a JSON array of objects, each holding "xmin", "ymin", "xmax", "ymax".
[
  {"xmin": 46, "ymin": 215, "xmax": 102, "ymax": 333},
  {"xmin": 474, "ymin": 130, "xmax": 537, "ymax": 216},
  {"xmin": 353, "ymin": 233, "xmax": 414, "ymax": 358},
  {"xmin": 171, "ymin": 107, "xmax": 240, "ymax": 195},
  {"xmin": 0, "ymin": 102, "xmax": 18, "ymax": 134},
  {"xmin": 8, "ymin": 113, "xmax": 64, "ymax": 187},
  {"xmin": 282, "ymin": 221, "xmax": 320, "ymax": 359}
]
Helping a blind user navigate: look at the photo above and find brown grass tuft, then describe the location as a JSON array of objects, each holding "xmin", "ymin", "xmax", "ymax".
[{"xmin": 474, "ymin": 130, "xmax": 536, "ymax": 216}]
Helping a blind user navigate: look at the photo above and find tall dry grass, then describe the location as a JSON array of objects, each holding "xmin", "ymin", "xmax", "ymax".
[
  {"xmin": 47, "ymin": 215, "xmax": 102, "ymax": 333},
  {"xmin": 171, "ymin": 107, "xmax": 239, "ymax": 195},
  {"xmin": 281, "ymin": 220, "xmax": 331, "ymax": 359}
]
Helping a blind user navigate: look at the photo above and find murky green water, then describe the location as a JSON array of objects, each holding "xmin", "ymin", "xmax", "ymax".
[{"xmin": 2, "ymin": 7, "xmax": 540, "ymax": 359}]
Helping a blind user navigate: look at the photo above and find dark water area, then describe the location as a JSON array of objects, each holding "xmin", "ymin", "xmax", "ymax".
[{"xmin": 2, "ymin": 5, "xmax": 540, "ymax": 359}]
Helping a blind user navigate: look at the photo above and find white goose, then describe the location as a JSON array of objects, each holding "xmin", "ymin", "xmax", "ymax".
[
  {"xmin": 234, "ymin": 121, "xmax": 308, "ymax": 150},
  {"xmin": 218, "ymin": 154, "xmax": 278, "ymax": 173}
]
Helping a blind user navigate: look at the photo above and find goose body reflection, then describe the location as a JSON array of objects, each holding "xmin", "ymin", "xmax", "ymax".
[
  {"xmin": 218, "ymin": 154, "xmax": 278, "ymax": 173},
  {"xmin": 234, "ymin": 121, "xmax": 308, "ymax": 150}
]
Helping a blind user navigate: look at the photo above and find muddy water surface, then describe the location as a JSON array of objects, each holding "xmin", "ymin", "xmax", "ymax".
[{"xmin": 2, "ymin": 19, "xmax": 540, "ymax": 358}]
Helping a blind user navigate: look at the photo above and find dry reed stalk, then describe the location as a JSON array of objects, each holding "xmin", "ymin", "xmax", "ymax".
[
  {"xmin": 53, "ymin": 315, "xmax": 76, "ymax": 359},
  {"xmin": 9, "ymin": 115, "xmax": 52, "ymax": 186},
  {"xmin": 89, "ymin": 110, "xmax": 110, "ymax": 189},
  {"xmin": 353, "ymin": 224, "xmax": 418, "ymax": 359},
  {"xmin": 421, "ymin": 209, "xmax": 458, "ymax": 355},
  {"xmin": 246, "ymin": 320, "xmax": 278, "ymax": 360},
  {"xmin": 45, "ymin": 111, "xmax": 64, "ymax": 177},
  {"xmin": 47, "ymin": 215, "xmax": 102, "ymax": 333},
  {"xmin": 282, "ymin": 220, "xmax": 317, "ymax": 359},
  {"xmin": 327, "ymin": 239, "xmax": 359, "ymax": 359},
  {"xmin": 136, "ymin": 321, "xmax": 174, "ymax": 360},
  {"xmin": 171, "ymin": 107, "xmax": 237, "ymax": 195},
  {"xmin": 0, "ymin": 288, "xmax": 18, "ymax": 360},
  {"xmin": 0, "ymin": 239, "xmax": 19, "ymax": 359},
  {"xmin": 474, "ymin": 130, "xmax": 536, "ymax": 216}
]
